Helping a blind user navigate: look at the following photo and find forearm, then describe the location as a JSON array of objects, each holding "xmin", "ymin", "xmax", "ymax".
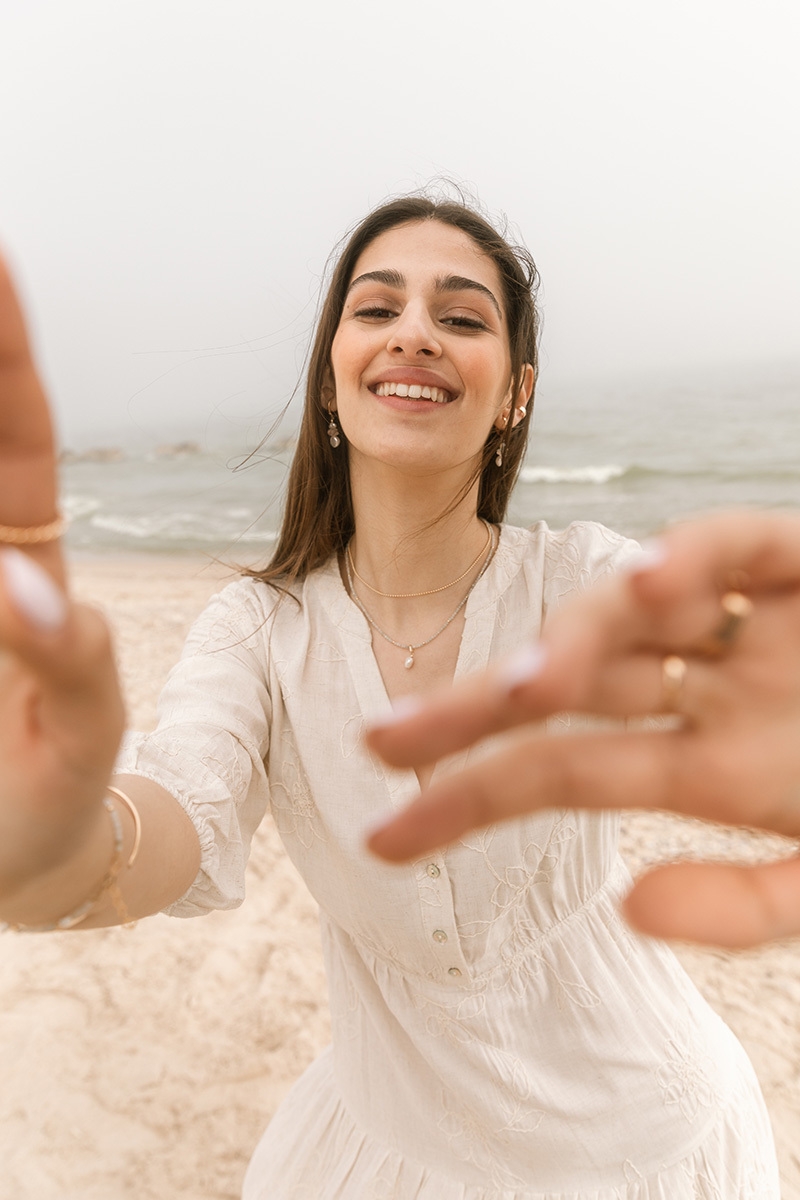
[{"xmin": 0, "ymin": 774, "xmax": 202, "ymax": 930}]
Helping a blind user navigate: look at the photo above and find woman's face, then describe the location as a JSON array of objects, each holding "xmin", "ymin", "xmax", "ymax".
[{"xmin": 330, "ymin": 220, "xmax": 526, "ymax": 480}]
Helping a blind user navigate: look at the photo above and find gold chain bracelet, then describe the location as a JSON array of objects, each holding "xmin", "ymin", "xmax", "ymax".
[{"xmin": 0, "ymin": 787, "xmax": 141, "ymax": 933}]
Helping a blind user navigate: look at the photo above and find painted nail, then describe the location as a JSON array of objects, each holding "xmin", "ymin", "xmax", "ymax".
[
  {"xmin": 497, "ymin": 643, "xmax": 547, "ymax": 694},
  {"xmin": 626, "ymin": 538, "xmax": 669, "ymax": 574},
  {"xmin": 0, "ymin": 548, "xmax": 68, "ymax": 632}
]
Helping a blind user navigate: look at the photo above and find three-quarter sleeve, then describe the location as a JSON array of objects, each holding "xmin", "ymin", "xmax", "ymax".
[{"xmin": 115, "ymin": 578, "xmax": 275, "ymax": 917}]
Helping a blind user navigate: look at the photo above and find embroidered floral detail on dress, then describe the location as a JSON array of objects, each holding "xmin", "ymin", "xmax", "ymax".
[
  {"xmin": 656, "ymin": 1025, "xmax": 719, "ymax": 1122},
  {"xmin": 457, "ymin": 816, "xmax": 577, "ymax": 939},
  {"xmin": 419, "ymin": 991, "xmax": 487, "ymax": 1046},
  {"xmin": 437, "ymin": 1091, "xmax": 527, "ymax": 1189},
  {"xmin": 306, "ymin": 639, "xmax": 348, "ymax": 664},
  {"xmin": 495, "ymin": 928, "xmax": 602, "ymax": 1008},
  {"xmin": 270, "ymin": 730, "xmax": 326, "ymax": 848},
  {"xmin": 490, "ymin": 845, "xmax": 559, "ymax": 911},
  {"xmin": 353, "ymin": 927, "xmax": 439, "ymax": 981},
  {"xmin": 483, "ymin": 1046, "xmax": 545, "ymax": 1136}
]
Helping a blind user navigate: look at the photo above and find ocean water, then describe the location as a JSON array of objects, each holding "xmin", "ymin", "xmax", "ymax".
[{"xmin": 62, "ymin": 364, "xmax": 800, "ymax": 558}]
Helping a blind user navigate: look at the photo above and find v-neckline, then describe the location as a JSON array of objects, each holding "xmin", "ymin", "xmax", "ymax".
[{"xmin": 312, "ymin": 526, "xmax": 508, "ymax": 811}]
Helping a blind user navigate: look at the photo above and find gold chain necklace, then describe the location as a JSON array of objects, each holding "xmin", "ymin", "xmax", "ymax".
[
  {"xmin": 346, "ymin": 520, "xmax": 491, "ymax": 599},
  {"xmin": 344, "ymin": 525, "xmax": 496, "ymax": 669}
]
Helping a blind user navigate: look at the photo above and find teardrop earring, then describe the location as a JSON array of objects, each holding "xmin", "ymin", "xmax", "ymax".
[
  {"xmin": 495, "ymin": 439, "xmax": 504, "ymax": 468},
  {"xmin": 327, "ymin": 403, "xmax": 341, "ymax": 449}
]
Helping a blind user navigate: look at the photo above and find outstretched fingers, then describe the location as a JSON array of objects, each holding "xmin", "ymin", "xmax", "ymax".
[
  {"xmin": 369, "ymin": 511, "xmax": 800, "ymax": 777},
  {"xmin": 0, "ymin": 251, "xmax": 64, "ymax": 585},
  {"xmin": 627, "ymin": 511, "xmax": 800, "ymax": 620},
  {"xmin": 367, "ymin": 583, "xmax": 645, "ymax": 770},
  {"xmin": 0, "ymin": 255, "xmax": 124, "ymax": 831},
  {"xmin": 623, "ymin": 856, "xmax": 800, "ymax": 947},
  {"xmin": 368, "ymin": 727, "xmax": 690, "ymax": 862},
  {"xmin": 0, "ymin": 551, "xmax": 124, "ymax": 780}
]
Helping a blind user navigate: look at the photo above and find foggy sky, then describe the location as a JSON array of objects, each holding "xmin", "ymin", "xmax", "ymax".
[{"xmin": 1, "ymin": 0, "xmax": 798, "ymax": 447}]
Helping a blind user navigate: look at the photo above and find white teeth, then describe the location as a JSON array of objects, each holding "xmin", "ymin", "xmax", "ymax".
[{"xmin": 373, "ymin": 381, "xmax": 452, "ymax": 403}]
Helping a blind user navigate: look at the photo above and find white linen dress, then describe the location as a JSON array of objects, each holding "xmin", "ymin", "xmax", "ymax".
[{"xmin": 117, "ymin": 522, "xmax": 779, "ymax": 1199}]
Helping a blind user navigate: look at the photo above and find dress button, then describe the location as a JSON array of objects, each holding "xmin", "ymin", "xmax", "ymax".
[
  {"xmin": 448, "ymin": 967, "xmax": 462, "ymax": 977},
  {"xmin": 432, "ymin": 929, "xmax": 448, "ymax": 944},
  {"xmin": 426, "ymin": 864, "xmax": 441, "ymax": 878}
]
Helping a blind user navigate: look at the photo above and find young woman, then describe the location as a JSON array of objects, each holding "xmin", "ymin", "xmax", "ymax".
[{"xmin": 0, "ymin": 197, "xmax": 780, "ymax": 1197}]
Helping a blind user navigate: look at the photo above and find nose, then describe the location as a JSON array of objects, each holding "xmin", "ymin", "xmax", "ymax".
[{"xmin": 387, "ymin": 303, "xmax": 441, "ymax": 358}]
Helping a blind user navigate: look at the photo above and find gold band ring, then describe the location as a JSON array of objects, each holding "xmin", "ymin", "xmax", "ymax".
[
  {"xmin": 0, "ymin": 514, "xmax": 66, "ymax": 545},
  {"xmin": 661, "ymin": 654, "xmax": 687, "ymax": 713},
  {"xmin": 696, "ymin": 590, "xmax": 753, "ymax": 658}
]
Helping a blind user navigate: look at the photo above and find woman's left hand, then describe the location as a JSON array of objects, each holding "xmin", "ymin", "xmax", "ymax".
[{"xmin": 366, "ymin": 510, "xmax": 800, "ymax": 948}]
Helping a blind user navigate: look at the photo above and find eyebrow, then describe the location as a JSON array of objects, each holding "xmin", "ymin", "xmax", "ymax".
[{"xmin": 347, "ymin": 269, "xmax": 502, "ymax": 320}]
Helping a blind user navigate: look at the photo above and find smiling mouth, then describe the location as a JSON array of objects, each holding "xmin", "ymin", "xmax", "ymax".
[{"xmin": 371, "ymin": 382, "xmax": 454, "ymax": 403}]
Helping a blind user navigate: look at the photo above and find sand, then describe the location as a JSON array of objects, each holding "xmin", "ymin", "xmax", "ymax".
[{"xmin": 0, "ymin": 555, "xmax": 798, "ymax": 1199}]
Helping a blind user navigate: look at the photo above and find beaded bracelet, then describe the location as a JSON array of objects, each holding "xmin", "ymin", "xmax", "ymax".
[{"xmin": 0, "ymin": 787, "xmax": 141, "ymax": 933}]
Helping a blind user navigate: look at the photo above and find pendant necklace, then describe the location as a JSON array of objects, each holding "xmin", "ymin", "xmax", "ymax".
[{"xmin": 344, "ymin": 523, "xmax": 496, "ymax": 669}]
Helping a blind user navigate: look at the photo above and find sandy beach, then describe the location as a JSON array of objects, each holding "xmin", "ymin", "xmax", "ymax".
[{"xmin": 1, "ymin": 555, "xmax": 799, "ymax": 1200}]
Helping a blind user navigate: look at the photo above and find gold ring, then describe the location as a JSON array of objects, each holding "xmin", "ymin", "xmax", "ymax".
[
  {"xmin": 661, "ymin": 654, "xmax": 687, "ymax": 713},
  {"xmin": 0, "ymin": 514, "xmax": 66, "ymax": 545},
  {"xmin": 696, "ymin": 590, "xmax": 753, "ymax": 658}
]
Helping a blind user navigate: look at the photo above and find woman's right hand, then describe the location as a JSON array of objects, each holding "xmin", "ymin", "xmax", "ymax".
[
  {"xmin": 367, "ymin": 511, "xmax": 800, "ymax": 947},
  {"xmin": 0, "ymin": 252, "xmax": 126, "ymax": 920}
]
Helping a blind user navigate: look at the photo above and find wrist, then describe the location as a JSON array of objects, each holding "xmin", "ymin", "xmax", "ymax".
[{"xmin": 0, "ymin": 791, "xmax": 116, "ymax": 930}]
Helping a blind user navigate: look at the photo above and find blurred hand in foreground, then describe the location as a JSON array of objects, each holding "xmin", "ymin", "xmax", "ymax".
[
  {"xmin": 0, "ymin": 251, "xmax": 125, "ymax": 917},
  {"xmin": 366, "ymin": 511, "xmax": 800, "ymax": 948}
]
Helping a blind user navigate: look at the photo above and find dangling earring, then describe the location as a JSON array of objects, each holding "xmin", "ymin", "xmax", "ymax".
[
  {"xmin": 327, "ymin": 402, "xmax": 341, "ymax": 449},
  {"xmin": 495, "ymin": 410, "xmax": 509, "ymax": 467}
]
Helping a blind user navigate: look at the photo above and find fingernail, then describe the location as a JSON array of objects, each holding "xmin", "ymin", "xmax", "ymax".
[
  {"xmin": 369, "ymin": 694, "xmax": 424, "ymax": 732},
  {"xmin": 497, "ymin": 642, "xmax": 547, "ymax": 694},
  {"xmin": 0, "ymin": 548, "xmax": 67, "ymax": 632},
  {"xmin": 626, "ymin": 538, "xmax": 669, "ymax": 574}
]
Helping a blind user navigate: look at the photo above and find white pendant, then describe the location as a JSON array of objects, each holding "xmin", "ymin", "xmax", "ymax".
[{"xmin": 404, "ymin": 651, "xmax": 415, "ymax": 669}]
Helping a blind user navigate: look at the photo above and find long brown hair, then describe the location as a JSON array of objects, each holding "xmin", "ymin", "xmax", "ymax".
[{"xmin": 250, "ymin": 193, "xmax": 540, "ymax": 589}]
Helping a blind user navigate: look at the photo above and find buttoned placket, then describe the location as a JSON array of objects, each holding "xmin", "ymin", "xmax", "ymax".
[
  {"xmin": 327, "ymin": 545, "xmax": 503, "ymax": 988},
  {"xmin": 416, "ymin": 857, "xmax": 470, "ymax": 983}
]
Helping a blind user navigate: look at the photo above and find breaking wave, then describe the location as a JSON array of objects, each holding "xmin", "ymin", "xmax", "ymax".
[{"xmin": 519, "ymin": 465, "xmax": 627, "ymax": 485}]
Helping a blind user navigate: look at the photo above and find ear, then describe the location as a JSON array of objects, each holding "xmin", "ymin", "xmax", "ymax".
[
  {"xmin": 494, "ymin": 363, "xmax": 534, "ymax": 430},
  {"xmin": 321, "ymin": 378, "xmax": 337, "ymax": 413}
]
